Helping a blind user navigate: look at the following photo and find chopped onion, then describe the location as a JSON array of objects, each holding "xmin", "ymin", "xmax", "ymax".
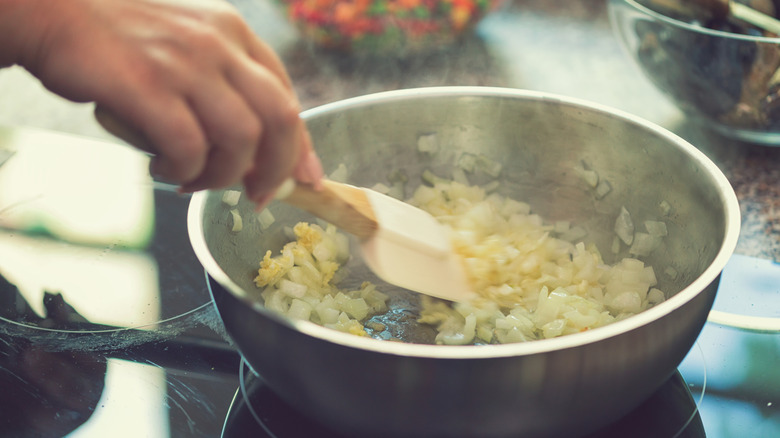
[
  {"xmin": 370, "ymin": 182, "xmax": 391, "ymax": 194},
  {"xmin": 615, "ymin": 206, "xmax": 634, "ymax": 245},
  {"xmin": 279, "ymin": 279, "xmax": 307, "ymax": 298},
  {"xmin": 576, "ymin": 162, "xmax": 599, "ymax": 188},
  {"xmin": 229, "ymin": 209, "xmax": 243, "ymax": 232},
  {"xmin": 457, "ymin": 153, "xmax": 478, "ymax": 173},
  {"xmin": 222, "ymin": 190, "xmax": 241, "ymax": 206},
  {"xmin": 253, "ymin": 222, "xmax": 389, "ymax": 336},
  {"xmin": 410, "ymin": 179, "xmax": 664, "ymax": 345},
  {"xmin": 644, "ymin": 220, "xmax": 668, "ymax": 237},
  {"xmin": 611, "ymin": 235, "xmax": 621, "ymax": 254},
  {"xmin": 554, "ymin": 220, "xmax": 570, "ymax": 234},
  {"xmin": 387, "ymin": 181, "xmax": 405, "ymax": 200},
  {"xmin": 559, "ymin": 225, "xmax": 587, "ymax": 243},
  {"xmin": 647, "ymin": 288, "xmax": 665, "ymax": 305},
  {"xmin": 417, "ymin": 133, "xmax": 439, "ymax": 154},
  {"xmin": 629, "ymin": 232, "xmax": 662, "ymax": 257},
  {"xmin": 257, "ymin": 209, "xmax": 275, "ymax": 230},
  {"xmin": 451, "ymin": 167, "xmax": 470, "ymax": 186},
  {"xmin": 288, "ymin": 299, "xmax": 313, "ymax": 320},
  {"xmin": 476, "ymin": 154, "xmax": 502, "ymax": 177},
  {"xmin": 255, "ymin": 177, "xmax": 666, "ymax": 346},
  {"xmin": 659, "ymin": 200, "xmax": 672, "ymax": 216},
  {"xmin": 422, "ymin": 169, "xmax": 447, "ymax": 186},
  {"xmin": 329, "ymin": 163, "xmax": 348, "ymax": 183},
  {"xmin": 582, "ymin": 169, "xmax": 599, "ymax": 187},
  {"xmin": 595, "ymin": 180, "xmax": 612, "ymax": 199},
  {"xmin": 386, "ymin": 169, "xmax": 408, "ymax": 199}
]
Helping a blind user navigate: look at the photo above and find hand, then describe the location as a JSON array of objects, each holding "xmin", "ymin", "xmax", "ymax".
[{"xmin": 0, "ymin": 0, "xmax": 322, "ymax": 204}]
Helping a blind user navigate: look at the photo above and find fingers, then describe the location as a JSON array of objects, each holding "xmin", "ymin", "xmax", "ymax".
[
  {"xmin": 292, "ymin": 129, "xmax": 324, "ymax": 188},
  {"xmin": 238, "ymin": 34, "xmax": 325, "ymax": 193},
  {"xmin": 87, "ymin": 2, "xmax": 319, "ymax": 201},
  {"xmin": 141, "ymin": 99, "xmax": 209, "ymax": 183},
  {"xmin": 241, "ymin": 29, "xmax": 294, "ymax": 92},
  {"xmin": 98, "ymin": 94, "xmax": 209, "ymax": 184},
  {"xmin": 177, "ymin": 77, "xmax": 259, "ymax": 192},
  {"xmin": 94, "ymin": 106, "xmax": 156, "ymax": 155},
  {"xmin": 225, "ymin": 56, "xmax": 306, "ymax": 203}
]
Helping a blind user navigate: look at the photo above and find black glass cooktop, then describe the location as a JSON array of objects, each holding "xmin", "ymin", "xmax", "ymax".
[
  {"xmin": 222, "ymin": 357, "xmax": 706, "ymax": 438},
  {"xmin": 1, "ymin": 129, "xmax": 778, "ymax": 438}
]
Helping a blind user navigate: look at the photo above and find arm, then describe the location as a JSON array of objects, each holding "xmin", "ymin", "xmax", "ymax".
[{"xmin": 0, "ymin": 0, "xmax": 322, "ymax": 204}]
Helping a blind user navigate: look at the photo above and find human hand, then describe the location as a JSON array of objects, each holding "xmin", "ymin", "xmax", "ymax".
[{"xmin": 0, "ymin": 0, "xmax": 322, "ymax": 205}]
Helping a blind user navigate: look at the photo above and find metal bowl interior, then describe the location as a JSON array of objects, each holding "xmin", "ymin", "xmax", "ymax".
[
  {"xmin": 188, "ymin": 87, "xmax": 740, "ymax": 437},
  {"xmin": 608, "ymin": 0, "xmax": 780, "ymax": 145}
]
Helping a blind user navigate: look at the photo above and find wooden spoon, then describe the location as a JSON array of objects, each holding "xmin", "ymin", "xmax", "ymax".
[
  {"xmin": 276, "ymin": 178, "xmax": 476, "ymax": 303},
  {"xmin": 95, "ymin": 106, "xmax": 476, "ymax": 302}
]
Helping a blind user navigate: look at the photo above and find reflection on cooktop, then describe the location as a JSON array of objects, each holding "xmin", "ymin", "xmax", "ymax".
[
  {"xmin": 222, "ymin": 358, "xmax": 705, "ymax": 438},
  {"xmin": 0, "ymin": 304, "xmax": 241, "ymax": 438},
  {"xmin": 0, "ymin": 185, "xmax": 215, "ymax": 337}
]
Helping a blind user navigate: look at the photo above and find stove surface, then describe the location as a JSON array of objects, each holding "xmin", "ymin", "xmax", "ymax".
[{"xmin": 222, "ymin": 358, "xmax": 706, "ymax": 438}]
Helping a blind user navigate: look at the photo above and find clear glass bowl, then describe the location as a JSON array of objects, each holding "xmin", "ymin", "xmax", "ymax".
[{"xmin": 608, "ymin": 0, "xmax": 780, "ymax": 145}]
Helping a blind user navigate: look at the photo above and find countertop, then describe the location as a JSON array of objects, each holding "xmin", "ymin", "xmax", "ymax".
[{"xmin": 0, "ymin": 0, "xmax": 778, "ymax": 261}]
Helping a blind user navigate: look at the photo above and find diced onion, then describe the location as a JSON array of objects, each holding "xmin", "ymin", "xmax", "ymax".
[
  {"xmin": 659, "ymin": 200, "xmax": 672, "ymax": 216},
  {"xmin": 417, "ymin": 133, "xmax": 439, "ymax": 154},
  {"xmin": 581, "ymin": 169, "xmax": 599, "ymax": 188},
  {"xmin": 222, "ymin": 190, "xmax": 241, "ymax": 206},
  {"xmin": 229, "ymin": 209, "xmax": 243, "ymax": 232},
  {"xmin": 254, "ymin": 223, "xmax": 389, "ymax": 336},
  {"xmin": 254, "ymin": 177, "xmax": 665, "ymax": 346},
  {"xmin": 409, "ymin": 179, "xmax": 665, "ymax": 345},
  {"xmin": 451, "ymin": 167, "xmax": 470, "ymax": 186},
  {"xmin": 257, "ymin": 209, "xmax": 275, "ymax": 230},
  {"xmin": 370, "ymin": 183, "xmax": 391, "ymax": 194},
  {"xmin": 595, "ymin": 180, "xmax": 612, "ymax": 199},
  {"xmin": 615, "ymin": 206, "xmax": 634, "ymax": 245},
  {"xmin": 576, "ymin": 162, "xmax": 599, "ymax": 188},
  {"xmin": 476, "ymin": 154, "xmax": 502, "ymax": 177},
  {"xmin": 457, "ymin": 153, "xmax": 477, "ymax": 173},
  {"xmin": 629, "ymin": 232, "xmax": 662, "ymax": 257},
  {"xmin": 559, "ymin": 225, "xmax": 587, "ymax": 243},
  {"xmin": 645, "ymin": 220, "xmax": 668, "ymax": 237},
  {"xmin": 329, "ymin": 163, "xmax": 348, "ymax": 182}
]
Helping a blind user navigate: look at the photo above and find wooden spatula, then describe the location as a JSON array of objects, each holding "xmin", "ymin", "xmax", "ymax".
[
  {"xmin": 93, "ymin": 107, "xmax": 475, "ymax": 302},
  {"xmin": 275, "ymin": 178, "xmax": 476, "ymax": 303}
]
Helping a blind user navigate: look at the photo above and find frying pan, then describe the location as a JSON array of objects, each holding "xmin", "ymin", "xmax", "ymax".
[{"xmin": 187, "ymin": 87, "xmax": 740, "ymax": 438}]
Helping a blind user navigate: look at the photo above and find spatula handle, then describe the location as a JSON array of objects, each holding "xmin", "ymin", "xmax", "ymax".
[{"xmin": 276, "ymin": 178, "xmax": 378, "ymax": 240}]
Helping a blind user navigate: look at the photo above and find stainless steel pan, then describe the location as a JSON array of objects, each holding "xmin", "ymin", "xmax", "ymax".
[{"xmin": 188, "ymin": 87, "xmax": 740, "ymax": 438}]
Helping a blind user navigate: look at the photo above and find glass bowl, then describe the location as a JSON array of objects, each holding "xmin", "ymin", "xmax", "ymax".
[
  {"xmin": 608, "ymin": 0, "xmax": 780, "ymax": 145},
  {"xmin": 277, "ymin": 0, "xmax": 502, "ymax": 54}
]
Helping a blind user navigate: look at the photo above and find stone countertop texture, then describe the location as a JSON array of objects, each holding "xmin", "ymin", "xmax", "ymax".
[{"xmin": 0, "ymin": 0, "xmax": 778, "ymax": 260}]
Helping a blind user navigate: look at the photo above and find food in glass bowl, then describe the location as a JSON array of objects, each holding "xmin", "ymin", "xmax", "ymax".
[
  {"xmin": 278, "ymin": 0, "xmax": 502, "ymax": 53},
  {"xmin": 609, "ymin": 0, "xmax": 780, "ymax": 144}
]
